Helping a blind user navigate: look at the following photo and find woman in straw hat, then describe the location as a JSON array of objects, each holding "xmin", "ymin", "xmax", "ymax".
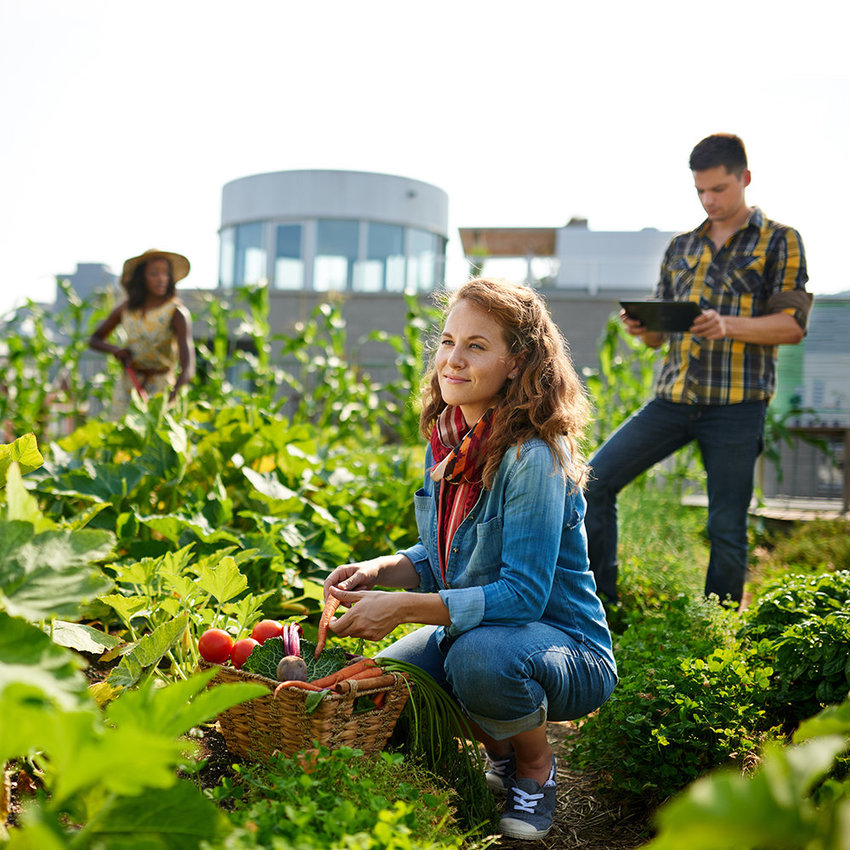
[{"xmin": 89, "ymin": 248, "xmax": 195, "ymax": 416}]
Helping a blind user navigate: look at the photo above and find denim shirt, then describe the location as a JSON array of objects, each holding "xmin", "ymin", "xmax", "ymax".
[{"xmin": 398, "ymin": 437, "xmax": 615, "ymax": 669}]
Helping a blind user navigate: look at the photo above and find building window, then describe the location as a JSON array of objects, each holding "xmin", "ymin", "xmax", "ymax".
[
  {"xmin": 235, "ymin": 222, "xmax": 267, "ymax": 285},
  {"xmin": 354, "ymin": 222, "xmax": 405, "ymax": 292},
  {"xmin": 219, "ymin": 227, "xmax": 235, "ymax": 288},
  {"xmin": 314, "ymin": 219, "xmax": 359, "ymax": 291},
  {"xmin": 274, "ymin": 224, "xmax": 304, "ymax": 290},
  {"xmin": 407, "ymin": 229, "xmax": 443, "ymax": 292}
]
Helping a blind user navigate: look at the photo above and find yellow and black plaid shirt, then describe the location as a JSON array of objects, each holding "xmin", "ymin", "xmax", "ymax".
[{"xmin": 654, "ymin": 207, "xmax": 811, "ymax": 406}]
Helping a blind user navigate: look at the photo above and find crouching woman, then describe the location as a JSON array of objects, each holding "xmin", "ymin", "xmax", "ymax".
[{"xmin": 323, "ymin": 277, "xmax": 617, "ymax": 841}]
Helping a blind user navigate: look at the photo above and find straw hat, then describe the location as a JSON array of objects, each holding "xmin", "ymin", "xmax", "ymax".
[{"xmin": 121, "ymin": 249, "xmax": 191, "ymax": 288}]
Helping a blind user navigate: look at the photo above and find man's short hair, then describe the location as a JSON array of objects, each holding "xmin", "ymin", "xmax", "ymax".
[{"xmin": 689, "ymin": 133, "xmax": 748, "ymax": 175}]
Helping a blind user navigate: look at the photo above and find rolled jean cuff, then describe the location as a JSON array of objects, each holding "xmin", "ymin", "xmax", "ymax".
[{"xmin": 465, "ymin": 699, "xmax": 548, "ymax": 741}]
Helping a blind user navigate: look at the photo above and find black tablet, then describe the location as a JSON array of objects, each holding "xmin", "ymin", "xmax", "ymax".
[{"xmin": 620, "ymin": 300, "xmax": 702, "ymax": 332}]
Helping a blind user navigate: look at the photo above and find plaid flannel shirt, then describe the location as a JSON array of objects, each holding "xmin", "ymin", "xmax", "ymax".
[{"xmin": 654, "ymin": 206, "xmax": 811, "ymax": 405}]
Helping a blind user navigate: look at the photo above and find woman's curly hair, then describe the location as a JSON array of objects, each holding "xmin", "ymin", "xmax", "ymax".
[
  {"xmin": 420, "ymin": 277, "xmax": 590, "ymax": 489},
  {"xmin": 125, "ymin": 258, "xmax": 176, "ymax": 311}
]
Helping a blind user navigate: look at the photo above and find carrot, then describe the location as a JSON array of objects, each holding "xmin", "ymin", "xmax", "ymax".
[
  {"xmin": 309, "ymin": 657, "xmax": 379, "ymax": 688},
  {"xmin": 314, "ymin": 594, "xmax": 341, "ymax": 659},
  {"xmin": 273, "ymin": 680, "xmax": 326, "ymax": 697}
]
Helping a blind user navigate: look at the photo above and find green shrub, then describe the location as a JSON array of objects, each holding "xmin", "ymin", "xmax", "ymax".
[
  {"xmin": 740, "ymin": 571, "xmax": 850, "ymax": 729},
  {"xmin": 208, "ymin": 746, "xmax": 484, "ymax": 850},
  {"xmin": 571, "ymin": 596, "xmax": 776, "ymax": 803}
]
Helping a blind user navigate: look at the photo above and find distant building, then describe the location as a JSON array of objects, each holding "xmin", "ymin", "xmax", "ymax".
[
  {"xmin": 218, "ymin": 170, "xmax": 449, "ymax": 293},
  {"xmin": 55, "ymin": 262, "xmax": 118, "ymax": 306},
  {"xmin": 459, "ymin": 219, "xmax": 675, "ymax": 293}
]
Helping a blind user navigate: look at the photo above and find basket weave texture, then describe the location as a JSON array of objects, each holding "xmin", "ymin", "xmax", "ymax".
[{"xmin": 206, "ymin": 663, "xmax": 410, "ymax": 762}]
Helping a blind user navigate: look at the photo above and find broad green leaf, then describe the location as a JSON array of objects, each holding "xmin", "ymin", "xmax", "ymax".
[
  {"xmin": 0, "ymin": 434, "xmax": 43, "ymax": 484},
  {"xmin": 79, "ymin": 780, "xmax": 231, "ymax": 849},
  {"xmin": 98, "ymin": 593, "xmax": 149, "ymax": 627},
  {"xmin": 50, "ymin": 620, "xmax": 123, "ymax": 654},
  {"xmin": 0, "ymin": 614, "xmax": 88, "ymax": 723},
  {"xmin": 1, "ymin": 527, "xmax": 114, "ymax": 621},
  {"xmin": 140, "ymin": 514, "xmax": 240, "ymax": 546},
  {"xmin": 4, "ymin": 463, "xmax": 53, "ymax": 532},
  {"xmin": 39, "ymin": 712, "xmax": 186, "ymax": 805},
  {"xmin": 242, "ymin": 466, "xmax": 300, "ymax": 504},
  {"xmin": 794, "ymin": 697, "xmax": 850, "ymax": 742},
  {"xmin": 106, "ymin": 669, "xmax": 267, "ymax": 738},
  {"xmin": 106, "ymin": 613, "xmax": 189, "ymax": 690},
  {"xmin": 196, "ymin": 556, "xmax": 247, "ymax": 603}
]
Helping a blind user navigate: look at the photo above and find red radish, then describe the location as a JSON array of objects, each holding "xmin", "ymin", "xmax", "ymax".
[
  {"xmin": 231, "ymin": 637, "xmax": 260, "ymax": 669},
  {"xmin": 198, "ymin": 628, "xmax": 235, "ymax": 663},
  {"xmin": 250, "ymin": 619, "xmax": 283, "ymax": 645}
]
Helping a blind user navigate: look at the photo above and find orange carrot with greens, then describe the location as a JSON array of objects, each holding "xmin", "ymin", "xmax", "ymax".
[
  {"xmin": 309, "ymin": 657, "xmax": 379, "ymax": 688},
  {"xmin": 314, "ymin": 594, "xmax": 341, "ymax": 658},
  {"xmin": 273, "ymin": 680, "xmax": 326, "ymax": 697}
]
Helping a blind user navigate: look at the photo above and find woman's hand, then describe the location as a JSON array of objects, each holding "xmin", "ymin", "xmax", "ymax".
[
  {"xmin": 322, "ymin": 560, "xmax": 381, "ymax": 598},
  {"xmin": 113, "ymin": 347, "xmax": 133, "ymax": 366},
  {"xmin": 327, "ymin": 588, "xmax": 405, "ymax": 642}
]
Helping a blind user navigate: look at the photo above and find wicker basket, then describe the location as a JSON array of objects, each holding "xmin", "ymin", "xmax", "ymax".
[{"xmin": 205, "ymin": 663, "xmax": 410, "ymax": 762}]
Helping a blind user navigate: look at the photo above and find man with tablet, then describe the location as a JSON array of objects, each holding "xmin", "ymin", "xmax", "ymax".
[{"xmin": 585, "ymin": 133, "xmax": 812, "ymax": 610}]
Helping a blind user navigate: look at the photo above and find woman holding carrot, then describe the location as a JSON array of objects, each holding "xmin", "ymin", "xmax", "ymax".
[
  {"xmin": 88, "ymin": 248, "xmax": 195, "ymax": 417},
  {"xmin": 322, "ymin": 277, "xmax": 616, "ymax": 841}
]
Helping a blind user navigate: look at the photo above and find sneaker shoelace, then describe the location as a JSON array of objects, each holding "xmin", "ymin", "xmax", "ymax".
[
  {"xmin": 488, "ymin": 755, "xmax": 513, "ymax": 776},
  {"xmin": 510, "ymin": 785, "xmax": 545, "ymax": 814}
]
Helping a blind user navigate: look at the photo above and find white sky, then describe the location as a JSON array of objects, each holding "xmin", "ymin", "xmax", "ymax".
[{"xmin": 1, "ymin": 0, "xmax": 848, "ymax": 317}]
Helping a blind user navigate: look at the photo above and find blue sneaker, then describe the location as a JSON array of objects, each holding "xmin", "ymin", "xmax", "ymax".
[
  {"xmin": 499, "ymin": 758, "xmax": 557, "ymax": 840},
  {"xmin": 485, "ymin": 751, "xmax": 516, "ymax": 793}
]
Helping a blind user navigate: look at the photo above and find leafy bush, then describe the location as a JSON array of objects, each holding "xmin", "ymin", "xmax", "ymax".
[
  {"xmin": 208, "ymin": 746, "xmax": 483, "ymax": 850},
  {"xmin": 740, "ymin": 571, "xmax": 850, "ymax": 728},
  {"xmin": 572, "ymin": 596, "xmax": 776, "ymax": 802},
  {"xmin": 643, "ymin": 696, "xmax": 850, "ymax": 850}
]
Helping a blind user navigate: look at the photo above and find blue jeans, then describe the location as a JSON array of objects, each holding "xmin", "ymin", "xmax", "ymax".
[
  {"xmin": 377, "ymin": 623, "xmax": 617, "ymax": 741},
  {"xmin": 585, "ymin": 398, "xmax": 766, "ymax": 605}
]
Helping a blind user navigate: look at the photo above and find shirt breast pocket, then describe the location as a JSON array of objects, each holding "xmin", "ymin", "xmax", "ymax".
[
  {"xmin": 413, "ymin": 490, "xmax": 436, "ymax": 553},
  {"xmin": 668, "ymin": 256, "xmax": 699, "ymax": 298},
  {"xmin": 462, "ymin": 515, "xmax": 503, "ymax": 584},
  {"xmin": 724, "ymin": 254, "xmax": 766, "ymax": 296}
]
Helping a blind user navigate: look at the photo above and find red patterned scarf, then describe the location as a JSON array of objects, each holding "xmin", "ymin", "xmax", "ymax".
[{"xmin": 429, "ymin": 406, "xmax": 493, "ymax": 583}]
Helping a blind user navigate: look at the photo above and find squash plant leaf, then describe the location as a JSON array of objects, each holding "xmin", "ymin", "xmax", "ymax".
[
  {"xmin": 196, "ymin": 556, "xmax": 247, "ymax": 603},
  {"xmin": 0, "ymin": 433, "xmax": 43, "ymax": 485},
  {"xmin": 4, "ymin": 462, "xmax": 54, "ymax": 532},
  {"xmin": 107, "ymin": 613, "xmax": 189, "ymax": 690},
  {"xmin": 106, "ymin": 669, "xmax": 268, "ymax": 739},
  {"xmin": 0, "ymin": 613, "xmax": 88, "ymax": 714},
  {"xmin": 1, "ymin": 526, "xmax": 114, "ymax": 621},
  {"xmin": 50, "ymin": 620, "xmax": 123, "ymax": 654},
  {"xmin": 79, "ymin": 780, "xmax": 231, "ymax": 849}
]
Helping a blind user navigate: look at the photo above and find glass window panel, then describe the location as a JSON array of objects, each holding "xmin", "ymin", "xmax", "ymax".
[
  {"xmin": 407, "ymin": 228, "xmax": 440, "ymax": 292},
  {"xmin": 219, "ymin": 227, "xmax": 235, "ymax": 289},
  {"xmin": 315, "ymin": 219, "xmax": 358, "ymax": 291},
  {"xmin": 274, "ymin": 224, "xmax": 303, "ymax": 290},
  {"xmin": 235, "ymin": 222, "xmax": 267, "ymax": 285},
  {"xmin": 355, "ymin": 222, "xmax": 405, "ymax": 292}
]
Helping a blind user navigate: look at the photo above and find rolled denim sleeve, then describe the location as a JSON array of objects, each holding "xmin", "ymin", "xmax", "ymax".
[
  {"xmin": 438, "ymin": 586, "xmax": 485, "ymax": 634},
  {"xmin": 397, "ymin": 541, "xmax": 441, "ymax": 594}
]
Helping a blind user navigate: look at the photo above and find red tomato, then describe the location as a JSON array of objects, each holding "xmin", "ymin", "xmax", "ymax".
[
  {"xmin": 231, "ymin": 637, "xmax": 260, "ymax": 669},
  {"xmin": 198, "ymin": 628, "xmax": 235, "ymax": 663},
  {"xmin": 250, "ymin": 619, "xmax": 283, "ymax": 645}
]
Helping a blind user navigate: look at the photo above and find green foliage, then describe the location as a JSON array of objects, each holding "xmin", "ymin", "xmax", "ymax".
[
  {"xmin": 572, "ymin": 596, "xmax": 777, "ymax": 802},
  {"xmin": 209, "ymin": 746, "xmax": 484, "ymax": 850},
  {"xmin": 740, "ymin": 571, "xmax": 850, "ymax": 728},
  {"xmin": 242, "ymin": 635, "xmax": 348, "ymax": 681},
  {"xmin": 644, "ymin": 697, "xmax": 850, "ymax": 850},
  {"xmin": 757, "ymin": 518, "xmax": 850, "ymax": 578}
]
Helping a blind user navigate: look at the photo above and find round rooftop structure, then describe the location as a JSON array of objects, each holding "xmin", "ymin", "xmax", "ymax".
[{"xmin": 219, "ymin": 169, "xmax": 449, "ymax": 293}]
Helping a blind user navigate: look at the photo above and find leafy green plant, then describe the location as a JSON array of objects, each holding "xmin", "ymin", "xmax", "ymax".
[
  {"xmin": 209, "ymin": 745, "xmax": 489, "ymax": 850},
  {"xmin": 572, "ymin": 596, "xmax": 776, "ymax": 802},
  {"xmin": 740, "ymin": 571, "xmax": 850, "ymax": 728},
  {"xmin": 643, "ymin": 696, "xmax": 850, "ymax": 850}
]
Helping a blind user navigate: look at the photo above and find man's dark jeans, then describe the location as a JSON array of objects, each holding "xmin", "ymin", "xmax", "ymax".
[{"xmin": 585, "ymin": 397, "xmax": 767, "ymax": 606}]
